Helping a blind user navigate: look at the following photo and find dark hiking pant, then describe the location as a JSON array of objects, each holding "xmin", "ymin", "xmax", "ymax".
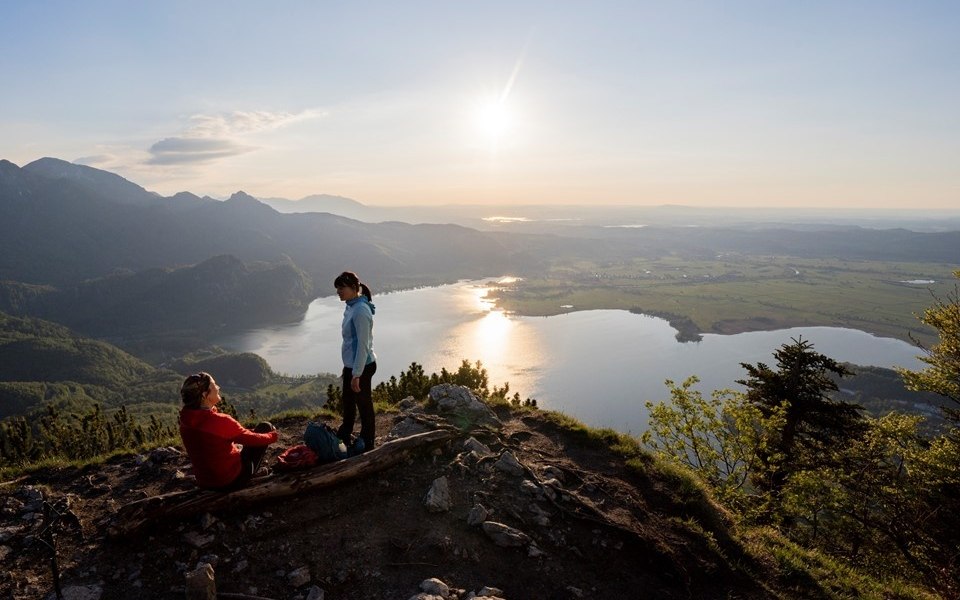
[
  {"xmin": 219, "ymin": 421, "xmax": 275, "ymax": 491},
  {"xmin": 338, "ymin": 362, "xmax": 377, "ymax": 449}
]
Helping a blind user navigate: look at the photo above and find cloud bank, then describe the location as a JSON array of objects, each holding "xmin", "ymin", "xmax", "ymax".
[{"xmin": 146, "ymin": 108, "xmax": 325, "ymax": 165}]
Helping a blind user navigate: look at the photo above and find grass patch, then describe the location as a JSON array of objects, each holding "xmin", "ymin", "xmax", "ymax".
[
  {"xmin": 0, "ymin": 434, "xmax": 182, "ymax": 482},
  {"xmin": 743, "ymin": 527, "xmax": 939, "ymax": 600}
]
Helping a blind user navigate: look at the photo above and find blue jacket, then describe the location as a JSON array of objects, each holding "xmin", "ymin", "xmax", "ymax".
[{"xmin": 342, "ymin": 296, "xmax": 376, "ymax": 376}]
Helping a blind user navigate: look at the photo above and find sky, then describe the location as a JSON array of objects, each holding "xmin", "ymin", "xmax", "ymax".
[{"xmin": 1, "ymin": 1, "xmax": 958, "ymax": 209}]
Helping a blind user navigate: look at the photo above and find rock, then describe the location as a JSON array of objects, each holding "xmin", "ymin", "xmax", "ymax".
[
  {"xmin": 520, "ymin": 480, "xmax": 541, "ymax": 496},
  {"xmin": 420, "ymin": 577, "xmax": 450, "ymax": 597},
  {"xmin": 398, "ymin": 396, "xmax": 424, "ymax": 412},
  {"xmin": 287, "ymin": 565, "xmax": 311, "ymax": 588},
  {"xmin": 149, "ymin": 446, "xmax": 182, "ymax": 463},
  {"xmin": 428, "ymin": 384, "xmax": 502, "ymax": 429},
  {"xmin": 467, "ymin": 503, "xmax": 488, "ymax": 526},
  {"xmin": 0, "ymin": 545, "xmax": 10, "ymax": 561},
  {"xmin": 481, "ymin": 521, "xmax": 532, "ymax": 547},
  {"xmin": 409, "ymin": 595, "xmax": 445, "ymax": 600},
  {"xmin": 305, "ymin": 585, "xmax": 325, "ymax": 600},
  {"xmin": 45, "ymin": 585, "xmax": 103, "ymax": 600},
  {"xmin": 199, "ymin": 513, "xmax": 218, "ymax": 530},
  {"xmin": 182, "ymin": 531, "xmax": 215, "ymax": 549},
  {"xmin": 388, "ymin": 416, "xmax": 430, "ymax": 439},
  {"xmin": 0, "ymin": 526, "xmax": 21, "ymax": 543},
  {"xmin": 232, "ymin": 559, "xmax": 249, "ymax": 573},
  {"xmin": 18, "ymin": 485, "xmax": 44, "ymax": 512},
  {"xmin": 197, "ymin": 554, "xmax": 220, "ymax": 568},
  {"xmin": 184, "ymin": 563, "xmax": 216, "ymax": 600},
  {"xmin": 543, "ymin": 465, "xmax": 565, "ymax": 481},
  {"xmin": 463, "ymin": 437, "xmax": 493, "ymax": 456},
  {"xmin": 494, "ymin": 452, "xmax": 524, "ymax": 476},
  {"xmin": 566, "ymin": 586, "xmax": 584, "ymax": 598},
  {"xmin": 478, "ymin": 586, "xmax": 505, "ymax": 596},
  {"xmin": 528, "ymin": 504, "xmax": 551, "ymax": 527},
  {"xmin": 424, "ymin": 476, "xmax": 452, "ymax": 513},
  {"xmin": 528, "ymin": 544, "xmax": 546, "ymax": 557}
]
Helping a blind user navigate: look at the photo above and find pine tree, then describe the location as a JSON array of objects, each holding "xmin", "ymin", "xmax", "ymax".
[{"xmin": 737, "ymin": 337, "xmax": 865, "ymax": 511}]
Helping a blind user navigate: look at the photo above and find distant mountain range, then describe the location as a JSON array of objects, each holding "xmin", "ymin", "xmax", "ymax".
[
  {"xmin": 3, "ymin": 157, "xmax": 959, "ymax": 360},
  {"xmin": 0, "ymin": 158, "xmax": 526, "ymax": 289}
]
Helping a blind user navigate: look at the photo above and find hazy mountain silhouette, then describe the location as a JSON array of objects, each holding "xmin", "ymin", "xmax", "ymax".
[
  {"xmin": 0, "ymin": 158, "xmax": 521, "ymax": 288},
  {"xmin": 260, "ymin": 193, "xmax": 368, "ymax": 219}
]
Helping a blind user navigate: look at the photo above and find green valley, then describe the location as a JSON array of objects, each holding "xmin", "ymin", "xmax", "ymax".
[{"xmin": 490, "ymin": 256, "xmax": 956, "ymax": 345}]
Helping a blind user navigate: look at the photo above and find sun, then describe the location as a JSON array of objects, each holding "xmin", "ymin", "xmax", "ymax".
[{"xmin": 474, "ymin": 98, "xmax": 513, "ymax": 143}]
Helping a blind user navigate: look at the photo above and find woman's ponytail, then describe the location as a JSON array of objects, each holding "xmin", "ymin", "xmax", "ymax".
[{"xmin": 335, "ymin": 271, "xmax": 373, "ymax": 301}]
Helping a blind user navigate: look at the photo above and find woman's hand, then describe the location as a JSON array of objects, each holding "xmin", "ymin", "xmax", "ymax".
[{"xmin": 351, "ymin": 376, "xmax": 361, "ymax": 393}]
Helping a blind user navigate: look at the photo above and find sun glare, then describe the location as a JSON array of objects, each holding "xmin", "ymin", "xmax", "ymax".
[{"xmin": 474, "ymin": 98, "xmax": 512, "ymax": 143}]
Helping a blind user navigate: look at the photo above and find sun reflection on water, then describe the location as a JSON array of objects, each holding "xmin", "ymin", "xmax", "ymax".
[{"xmin": 453, "ymin": 281, "xmax": 541, "ymax": 392}]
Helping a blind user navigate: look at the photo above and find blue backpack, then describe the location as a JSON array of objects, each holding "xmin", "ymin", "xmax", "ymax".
[{"xmin": 303, "ymin": 421, "xmax": 348, "ymax": 463}]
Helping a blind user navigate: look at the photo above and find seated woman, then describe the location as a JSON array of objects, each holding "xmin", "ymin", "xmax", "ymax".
[{"xmin": 179, "ymin": 372, "xmax": 278, "ymax": 491}]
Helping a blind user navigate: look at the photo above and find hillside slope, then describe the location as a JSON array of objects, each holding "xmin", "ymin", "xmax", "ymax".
[{"xmin": 0, "ymin": 401, "xmax": 933, "ymax": 600}]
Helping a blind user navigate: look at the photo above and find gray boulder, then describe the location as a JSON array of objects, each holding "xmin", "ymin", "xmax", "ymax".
[{"xmin": 428, "ymin": 384, "xmax": 502, "ymax": 429}]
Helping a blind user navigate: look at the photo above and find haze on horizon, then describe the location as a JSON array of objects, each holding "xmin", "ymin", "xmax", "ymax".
[{"xmin": 2, "ymin": 1, "xmax": 958, "ymax": 210}]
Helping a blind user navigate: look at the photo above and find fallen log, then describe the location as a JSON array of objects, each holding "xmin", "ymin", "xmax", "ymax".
[{"xmin": 109, "ymin": 429, "xmax": 456, "ymax": 537}]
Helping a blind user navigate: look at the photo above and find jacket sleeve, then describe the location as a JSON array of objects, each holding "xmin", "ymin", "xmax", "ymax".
[
  {"xmin": 351, "ymin": 304, "xmax": 374, "ymax": 377},
  {"xmin": 214, "ymin": 413, "xmax": 278, "ymax": 447}
]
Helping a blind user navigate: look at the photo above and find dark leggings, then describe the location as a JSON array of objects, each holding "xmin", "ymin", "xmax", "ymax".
[
  {"xmin": 219, "ymin": 421, "xmax": 274, "ymax": 491},
  {"xmin": 338, "ymin": 362, "xmax": 377, "ymax": 447}
]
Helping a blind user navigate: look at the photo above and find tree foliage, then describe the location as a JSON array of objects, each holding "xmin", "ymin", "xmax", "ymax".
[
  {"xmin": 737, "ymin": 337, "xmax": 864, "ymax": 504},
  {"xmin": 643, "ymin": 377, "xmax": 784, "ymax": 511},
  {"xmin": 0, "ymin": 403, "xmax": 174, "ymax": 466},
  {"xmin": 646, "ymin": 332, "xmax": 960, "ymax": 592},
  {"xmin": 899, "ymin": 269, "xmax": 960, "ymax": 421},
  {"xmin": 325, "ymin": 360, "xmax": 532, "ymax": 411}
]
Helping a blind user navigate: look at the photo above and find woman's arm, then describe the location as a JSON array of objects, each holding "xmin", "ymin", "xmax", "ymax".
[{"xmin": 351, "ymin": 304, "xmax": 374, "ymax": 376}]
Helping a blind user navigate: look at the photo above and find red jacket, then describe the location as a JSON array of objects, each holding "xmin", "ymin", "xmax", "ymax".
[{"xmin": 179, "ymin": 407, "xmax": 278, "ymax": 489}]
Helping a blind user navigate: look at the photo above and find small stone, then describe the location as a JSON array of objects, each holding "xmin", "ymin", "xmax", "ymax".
[
  {"xmin": 494, "ymin": 452, "xmax": 524, "ymax": 476},
  {"xmin": 566, "ymin": 586, "xmax": 584, "ymax": 598},
  {"xmin": 463, "ymin": 437, "xmax": 493, "ymax": 456},
  {"xmin": 184, "ymin": 563, "xmax": 216, "ymax": 600},
  {"xmin": 420, "ymin": 577, "xmax": 450, "ymax": 597},
  {"xmin": 183, "ymin": 531, "xmax": 215, "ymax": 549},
  {"xmin": 232, "ymin": 559, "xmax": 249, "ymax": 573},
  {"xmin": 466, "ymin": 503, "xmax": 488, "ymax": 526},
  {"xmin": 46, "ymin": 585, "xmax": 104, "ymax": 600},
  {"xmin": 424, "ymin": 476, "xmax": 452, "ymax": 513},
  {"xmin": 528, "ymin": 544, "xmax": 546, "ymax": 557},
  {"xmin": 197, "ymin": 554, "xmax": 220, "ymax": 568},
  {"xmin": 477, "ymin": 586, "xmax": 505, "ymax": 597},
  {"xmin": 520, "ymin": 480, "xmax": 541, "ymax": 496},
  {"xmin": 287, "ymin": 565, "xmax": 311, "ymax": 588},
  {"xmin": 543, "ymin": 465, "xmax": 564, "ymax": 481},
  {"xmin": 200, "ymin": 513, "xmax": 218, "ymax": 530},
  {"xmin": 305, "ymin": 585, "xmax": 325, "ymax": 600},
  {"xmin": 481, "ymin": 521, "xmax": 531, "ymax": 547}
]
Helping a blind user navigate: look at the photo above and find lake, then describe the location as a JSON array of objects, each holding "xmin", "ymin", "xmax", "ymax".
[{"xmin": 217, "ymin": 279, "xmax": 925, "ymax": 435}]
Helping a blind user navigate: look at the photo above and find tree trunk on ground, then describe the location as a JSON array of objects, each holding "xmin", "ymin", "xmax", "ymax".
[{"xmin": 109, "ymin": 429, "xmax": 456, "ymax": 537}]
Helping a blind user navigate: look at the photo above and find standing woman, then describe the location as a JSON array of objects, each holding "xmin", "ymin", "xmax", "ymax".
[{"xmin": 334, "ymin": 271, "xmax": 377, "ymax": 453}]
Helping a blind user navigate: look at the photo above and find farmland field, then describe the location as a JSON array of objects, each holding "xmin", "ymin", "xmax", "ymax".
[{"xmin": 490, "ymin": 256, "xmax": 958, "ymax": 344}]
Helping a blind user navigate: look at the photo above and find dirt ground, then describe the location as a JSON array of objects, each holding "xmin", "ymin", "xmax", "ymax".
[{"xmin": 0, "ymin": 402, "xmax": 778, "ymax": 600}]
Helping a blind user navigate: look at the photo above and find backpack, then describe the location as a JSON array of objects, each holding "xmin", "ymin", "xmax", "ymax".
[
  {"xmin": 303, "ymin": 421, "xmax": 348, "ymax": 463},
  {"xmin": 274, "ymin": 444, "xmax": 319, "ymax": 472}
]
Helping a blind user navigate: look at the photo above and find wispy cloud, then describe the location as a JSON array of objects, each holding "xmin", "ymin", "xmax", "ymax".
[
  {"xmin": 186, "ymin": 109, "xmax": 326, "ymax": 137},
  {"xmin": 147, "ymin": 137, "xmax": 254, "ymax": 165},
  {"xmin": 146, "ymin": 108, "xmax": 325, "ymax": 165}
]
